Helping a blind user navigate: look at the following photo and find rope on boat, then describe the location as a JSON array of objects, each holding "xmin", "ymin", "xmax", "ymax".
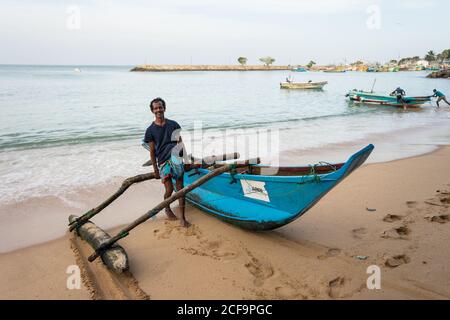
[
  {"xmin": 184, "ymin": 161, "xmax": 339, "ymax": 208},
  {"xmin": 229, "ymin": 164, "xmax": 238, "ymax": 184}
]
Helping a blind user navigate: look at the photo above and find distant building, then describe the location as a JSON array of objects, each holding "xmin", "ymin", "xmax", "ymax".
[{"xmin": 416, "ymin": 60, "xmax": 429, "ymax": 67}]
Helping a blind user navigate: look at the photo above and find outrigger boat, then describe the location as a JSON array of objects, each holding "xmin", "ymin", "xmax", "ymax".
[
  {"xmin": 69, "ymin": 145, "xmax": 374, "ymax": 270},
  {"xmin": 346, "ymin": 90, "xmax": 431, "ymax": 108},
  {"xmin": 182, "ymin": 144, "xmax": 374, "ymax": 230},
  {"xmin": 280, "ymin": 81, "xmax": 328, "ymax": 89}
]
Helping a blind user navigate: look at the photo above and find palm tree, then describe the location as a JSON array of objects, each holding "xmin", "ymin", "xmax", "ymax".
[
  {"xmin": 424, "ymin": 50, "xmax": 436, "ymax": 62},
  {"xmin": 306, "ymin": 61, "xmax": 316, "ymax": 69}
]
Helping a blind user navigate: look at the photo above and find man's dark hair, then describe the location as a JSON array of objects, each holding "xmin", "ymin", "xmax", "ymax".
[{"xmin": 150, "ymin": 97, "xmax": 166, "ymax": 111}]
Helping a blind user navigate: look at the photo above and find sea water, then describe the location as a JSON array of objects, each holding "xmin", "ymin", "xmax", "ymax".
[{"xmin": 1, "ymin": 65, "xmax": 450, "ymax": 205}]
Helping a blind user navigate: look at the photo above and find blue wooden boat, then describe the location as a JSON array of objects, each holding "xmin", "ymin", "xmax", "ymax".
[
  {"xmin": 346, "ymin": 90, "xmax": 431, "ymax": 108},
  {"xmin": 180, "ymin": 145, "xmax": 374, "ymax": 230},
  {"xmin": 292, "ymin": 67, "xmax": 307, "ymax": 72}
]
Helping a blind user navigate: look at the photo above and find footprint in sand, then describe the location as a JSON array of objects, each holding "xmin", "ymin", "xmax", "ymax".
[
  {"xmin": 317, "ymin": 248, "xmax": 341, "ymax": 260},
  {"xmin": 352, "ymin": 227, "xmax": 368, "ymax": 239},
  {"xmin": 406, "ymin": 201, "xmax": 418, "ymax": 208},
  {"xmin": 439, "ymin": 196, "xmax": 450, "ymax": 204},
  {"xmin": 157, "ymin": 222, "xmax": 202, "ymax": 240},
  {"xmin": 182, "ymin": 238, "xmax": 238, "ymax": 261},
  {"xmin": 244, "ymin": 251, "xmax": 274, "ymax": 287},
  {"xmin": 328, "ymin": 276, "xmax": 347, "ymax": 299},
  {"xmin": 383, "ymin": 214, "xmax": 404, "ymax": 223},
  {"xmin": 385, "ymin": 254, "xmax": 410, "ymax": 268},
  {"xmin": 274, "ymin": 284, "xmax": 307, "ymax": 300},
  {"xmin": 424, "ymin": 214, "xmax": 450, "ymax": 224},
  {"xmin": 381, "ymin": 224, "xmax": 410, "ymax": 240}
]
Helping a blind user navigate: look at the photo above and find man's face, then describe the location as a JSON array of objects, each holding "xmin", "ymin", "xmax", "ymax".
[{"xmin": 152, "ymin": 101, "xmax": 165, "ymax": 118}]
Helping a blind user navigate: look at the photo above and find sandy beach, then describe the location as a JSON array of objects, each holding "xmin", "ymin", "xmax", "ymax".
[{"xmin": 1, "ymin": 145, "xmax": 449, "ymax": 300}]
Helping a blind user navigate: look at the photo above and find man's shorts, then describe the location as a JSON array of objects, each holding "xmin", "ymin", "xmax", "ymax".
[{"xmin": 158, "ymin": 155, "xmax": 184, "ymax": 183}]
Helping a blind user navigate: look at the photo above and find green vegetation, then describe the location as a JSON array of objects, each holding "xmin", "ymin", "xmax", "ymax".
[
  {"xmin": 237, "ymin": 57, "xmax": 247, "ymax": 66},
  {"xmin": 306, "ymin": 61, "xmax": 316, "ymax": 68},
  {"xmin": 424, "ymin": 50, "xmax": 436, "ymax": 62},
  {"xmin": 259, "ymin": 56, "xmax": 275, "ymax": 66}
]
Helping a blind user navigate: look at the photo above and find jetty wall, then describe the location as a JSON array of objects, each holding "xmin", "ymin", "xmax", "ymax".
[{"xmin": 130, "ymin": 65, "xmax": 290, "ymax": 72}]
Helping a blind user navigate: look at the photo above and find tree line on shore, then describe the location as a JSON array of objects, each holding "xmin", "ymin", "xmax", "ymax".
[{"xmin": 236, "ymin": 49, "xmax": 449, "ymax": 67}]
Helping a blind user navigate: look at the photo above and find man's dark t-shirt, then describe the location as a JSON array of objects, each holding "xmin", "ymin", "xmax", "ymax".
[{"xmin": 144, "ymin": 119, "xmax": 181, "ymax": 166}]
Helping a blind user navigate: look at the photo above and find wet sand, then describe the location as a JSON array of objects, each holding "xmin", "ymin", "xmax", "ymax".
[{"xmin": 1, "ymin": 146, "xmax": 449, "ymax": 299}]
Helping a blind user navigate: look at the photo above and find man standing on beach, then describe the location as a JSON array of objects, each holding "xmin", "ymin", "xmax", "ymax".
[
  {"xmin": 432, "ymin": 89, "xmax": 450, "ymax": 107},
  {"xmin": 144, "ymin": 97, "xmax": 190, "ymax": 228}
]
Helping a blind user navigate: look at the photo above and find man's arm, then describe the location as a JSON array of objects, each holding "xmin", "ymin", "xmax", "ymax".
[{"xmin": 149, "ymin": 141, "xmax": 160, "ymax": 179}]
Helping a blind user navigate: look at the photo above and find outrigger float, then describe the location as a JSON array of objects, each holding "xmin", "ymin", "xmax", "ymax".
[{"xmin": 68, "ymin": 145, "xmax": 374, "ymax": 271}]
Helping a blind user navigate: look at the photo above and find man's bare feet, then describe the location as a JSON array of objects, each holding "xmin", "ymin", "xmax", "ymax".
[
  {"xmin": 165, "ymin": 208, "xmax": 178, "ymax": 221},
  {"xmin": 180, "ymin": 219, "xmax": 191, "ymax": 228}
]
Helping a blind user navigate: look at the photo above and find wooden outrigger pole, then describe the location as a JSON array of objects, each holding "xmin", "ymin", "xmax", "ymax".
[
  {"xmin": 68, "ymin": 152, "xmax": 240, "ymax": 232},
  {"xmin": 87, "ymin": 158, "xmax": 258, "ymax": 263},
  {"xmin": 69, "ymin": 172, "xmax": 155, "ymax": 232}
]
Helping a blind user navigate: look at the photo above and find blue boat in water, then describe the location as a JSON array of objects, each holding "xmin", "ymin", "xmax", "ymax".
[
  {"xmin": 181, "ymin": 144, "xmax": 374, "ymax": 230},
  {"xmin": 346, "ymin": 90, "xmax": 431, "ymax": 108}
]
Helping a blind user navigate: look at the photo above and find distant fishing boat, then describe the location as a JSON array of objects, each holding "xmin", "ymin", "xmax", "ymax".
[
  {"xmin": 389, "ymin": 67, "xmax": 399, "ymax": 72},
  {"xmin": 346, "ymin": 90, "xmax": 431, "ymax": 108},
  {"xmin": 324, "ymin": 69, "xmax": 346, "ymax": 73},
  {"xmin": 291, "ymin": 67, "xmax": 307, "ymax": 72},
  {"xmin": 183, "ymin": 145, "xmax": 374, "ymax": 230},
  {"xmin": 280, "ymin": 81, "xmax": 328, "ymax": 89},
  {"xmin": 74, "ymin": 68, "xmax": 82, "ymax": 73}
]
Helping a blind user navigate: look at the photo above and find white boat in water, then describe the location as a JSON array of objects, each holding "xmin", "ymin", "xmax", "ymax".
[{"xmin": 280, "ymin": 81, "xmax": 328, "ymax": 89}]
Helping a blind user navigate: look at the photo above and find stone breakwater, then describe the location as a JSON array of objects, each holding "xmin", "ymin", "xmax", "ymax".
[
  {"xmin": 427, "ymin": 70, "xmax": 450, "ymax": 79},
  {"xmin": 130, "ymin": 64, "xmax": 290, "ymax": 72}
]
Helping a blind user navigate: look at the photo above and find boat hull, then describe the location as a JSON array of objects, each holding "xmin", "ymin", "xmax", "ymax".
[
  {"xmin": 280, "ymin": 81, "xmax": 328, "ymax": 89},
  {"xmin": 180, "ymin": 145, "xmax": 374, "ymax": 230},
  {"xmin": 347, "ymin": 91, "xmax": 430, "ymax": 108}
]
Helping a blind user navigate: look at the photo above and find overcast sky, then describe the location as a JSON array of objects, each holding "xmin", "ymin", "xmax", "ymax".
[{"xmin": 0, "ymin": 0, "xmax": 447, "ymax": 65}]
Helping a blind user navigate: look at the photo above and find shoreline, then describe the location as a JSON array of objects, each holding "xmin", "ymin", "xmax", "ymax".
[
  {"xmin": 1, "ymin": 145, "xmax": 450, "ymax": 299},
  {"xmin": 0, "ymin": 144, "xmax": 440, "ymax": 254},
  {"xmin": 0, "ymin": 141, "xmax": 449, "ymax": 254}
]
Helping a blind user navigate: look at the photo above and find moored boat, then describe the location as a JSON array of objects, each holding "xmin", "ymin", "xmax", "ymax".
[
  {"xmin": 280, "ymin": 81, "xmax": 328, "ymax": 89},
  {"xmin": 292, "ymin": 67, "xmax": 307, "ymax": 72},
  {"xmin": 180, "ymin": 145, "xmax": 374, "ymax": 230},
  {"xmin": 324, "ymin": 69, "xmax": 346, "ymax": 73},
  {"xmin": 346, "ymin": 90, "xmax": 431, "ymax": 107}
]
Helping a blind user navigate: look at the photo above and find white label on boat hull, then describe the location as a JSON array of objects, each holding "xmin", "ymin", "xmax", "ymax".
[{"xmin": 240, "ymin": 180, "xmax": 270, "ymax": 202}]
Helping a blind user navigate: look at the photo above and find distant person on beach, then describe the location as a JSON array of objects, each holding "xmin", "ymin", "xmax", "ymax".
[
  {"xmin": 143, "ymin": 97, "xmax": 190, "ymax": 228},
  {"xmin": 432, "ymin": 89, "xmax": 450, "ymax": 107},
  {"xmin": 391, "ymin": 87, "xmax": 407, "ymax": 110}
]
